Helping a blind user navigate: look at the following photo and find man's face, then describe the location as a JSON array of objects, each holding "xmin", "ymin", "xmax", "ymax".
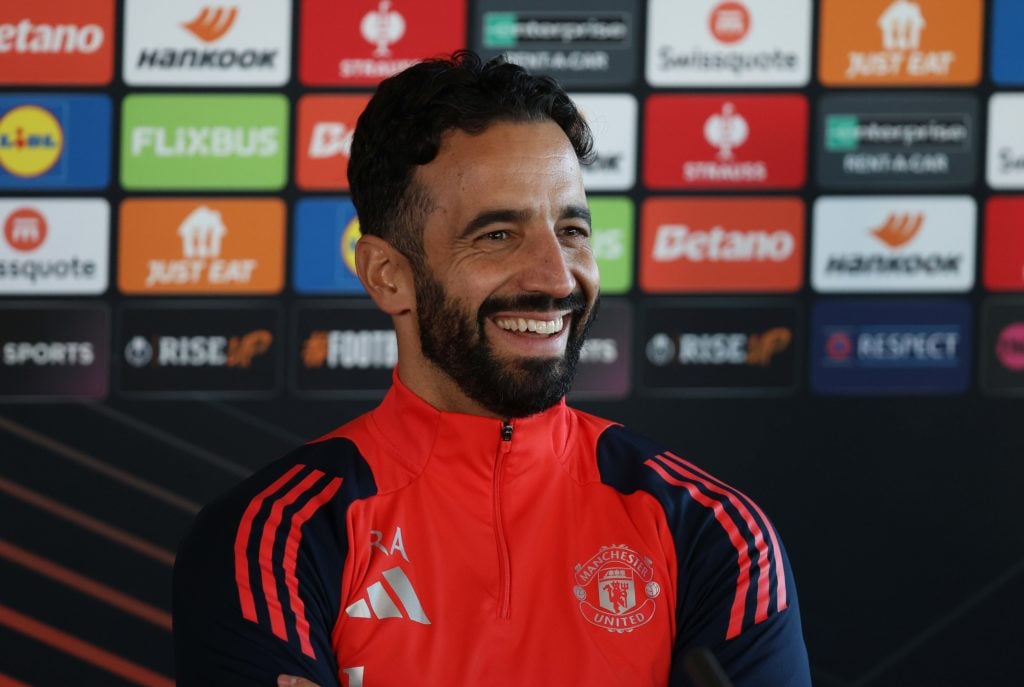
[{"xmin": 409, "ymin": 120, "xmax": 600, "ymax": 418}]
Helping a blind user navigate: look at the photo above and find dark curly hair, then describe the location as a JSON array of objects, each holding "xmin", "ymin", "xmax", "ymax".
[{"xmin": 347, "ymin": 50, "xmax": 594, "ymax": 266}]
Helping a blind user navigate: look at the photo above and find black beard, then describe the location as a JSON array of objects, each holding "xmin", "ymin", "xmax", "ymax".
[{"xmin": 413, "ymin": 265, "xmax": 596, "ymax": 418}]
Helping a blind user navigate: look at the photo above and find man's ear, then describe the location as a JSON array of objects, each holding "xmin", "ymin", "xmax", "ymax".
[{"xmin": 354, "ymin": 234, "xmax": 415, "ymax": 315}]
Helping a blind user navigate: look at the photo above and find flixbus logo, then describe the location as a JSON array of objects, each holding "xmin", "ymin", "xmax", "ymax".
[
  {"xmin": 0, "ymin": 2, "xmax": 114, "ymax": 85},
  {"xmin": 121, "ymin": 94, "xmax": 288, "ymax": 190},
  {"xmin": 123, "ymin": 0, "xmax": 292, "ymax": 86}
]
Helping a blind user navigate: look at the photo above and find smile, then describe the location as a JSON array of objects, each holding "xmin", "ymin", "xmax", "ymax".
[{"xmin": 494, "ymin": 315, "xmax": 566, "ymax": 335}]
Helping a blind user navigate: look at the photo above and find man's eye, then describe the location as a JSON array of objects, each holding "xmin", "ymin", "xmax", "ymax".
[
  {"xmin": 563, "ymin": 226, "xmax": 590, "ymax": 238},
  {"xmin": 482, "ymin": 230, "xmax": 509, "ymax": 241}
]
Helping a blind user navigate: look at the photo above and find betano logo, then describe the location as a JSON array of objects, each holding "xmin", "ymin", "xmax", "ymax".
[
  {"xmin": 641, "ymin": 198, "xmax": 804, "ymax": 293},
  {"xmin": 709, "ymin": 2, "xmax": 750, "ymax": 44},
  {"xmin": 118, "ymin": 199, "xmax": 284, "ymax": 294},
  {"xmin": 182, "ymin": 6, "xmax": 238, "ymax": 43},
  {"xmin": 3, "ymin": 207, "xmax": 46, "ymax": 252},
  {"xmin": 296, "ymin": 94, "xmax": 369, "ymax": 190},
  {"xmin": 0, "ymin": 18, "xmax": 105, "ymax": 54},
  {"xmin": 820, "ymin": 0, "xmax": 982, "ymax": 85},
  {"xmin": 0, "ymin": 105, "xmax": 63, "ymax": 178}
]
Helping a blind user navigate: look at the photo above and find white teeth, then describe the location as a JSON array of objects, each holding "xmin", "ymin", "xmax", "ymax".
[{"xmin": 495, "ymin": 315, "xmax": 565, "ymax": 335}]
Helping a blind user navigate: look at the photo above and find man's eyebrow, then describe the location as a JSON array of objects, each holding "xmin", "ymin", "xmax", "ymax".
[
  {"xmin": 458, "ymin": 209, "xmax": 530, "ymax": 239},
  {"xmin": 562, "ymin": 204, "xmax": 592, "ymax": 225}
]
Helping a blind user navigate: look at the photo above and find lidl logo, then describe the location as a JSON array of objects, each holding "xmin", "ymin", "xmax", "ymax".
[
  {"xmin": 300, "ymin": 0, "xmax": 465, "ymax": 86},
  {"xmin": 811, "ymin": 300, "xmax": 971, "ymax": 395},
  {"xmin": 641, "ymin": 197, "xmax": 804, "ymax": 294},
  {"xmin": 182, "ymin": 6, "xmax": 238, "ymax": 42},
  {"xmin": 646, "ymin": 0, "xmax": 812, "ymax": 87},
  {"xmin": 293, "ymin": 199, "xmax": 366, "ymax": 295},
  {"xmin": 644, "ymin": 94, "xmax": 806, "ymax": 189},
  {"xmin": 296, "ymin": 95, "xmax": 370, "ymax": 191},
  {"xmin": 123, "ymin": 1, "xmax": 292, "ymax": 86},
  {"xmin": 984, "ymin": 198, "xmax": 1024, "ymax": 291},
  {"xmin": 0, "ymin": 1, "xmax": 114, "ymax": 85},
  {"xmin": 118, "ymin": 198, "xmax": 284, "ymax": 295},
  {"xmin": 0, "ymin": 198, "xmax": 109, "ymax": 295},
  {"xmin": 819, "ymin": 0, "xmax": 982, "ymax": 86},
  {"xmin": 121, "ymin": 94, "xmax": 288, "ymax": 190},
  {"xmin": 0, "ymin": 95, "xmax": 110, "ymax": 190},
  {"xmin": 811, "ymin": 196, "xmax": 975, "ymax": 293},
  {"xmin": 0, "ymin": 105, "xmax": 63, "ymax": 178}
]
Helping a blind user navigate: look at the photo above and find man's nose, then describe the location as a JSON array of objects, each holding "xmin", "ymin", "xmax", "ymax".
[{"xmin": 513, "ymin": 228, "xmax": 577, "ymax": 298}]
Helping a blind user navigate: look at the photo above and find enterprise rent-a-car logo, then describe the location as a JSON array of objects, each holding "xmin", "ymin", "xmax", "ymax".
[{"xmin": 475, "ymin": 0, "xmax": 637, "ymax": 87}]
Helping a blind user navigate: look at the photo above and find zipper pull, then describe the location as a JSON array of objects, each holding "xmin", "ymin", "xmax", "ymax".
[{"xmin": 501, "ymin": 420, "xmax": 513, "ymax": 443}]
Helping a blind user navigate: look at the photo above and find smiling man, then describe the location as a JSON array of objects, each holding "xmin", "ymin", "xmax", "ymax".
[{"xmin": 173, "ymin": 51, "xmax": 811, "ymax": 687}]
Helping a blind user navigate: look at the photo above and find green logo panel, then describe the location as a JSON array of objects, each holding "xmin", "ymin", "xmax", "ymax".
[
  {"xmin": 825, "ymin": 114, "xmax": 859, "ymax": 152},
  {"xmin": 589, "ymin": 196, "xmax": 633, "ymax": 294},
  {"xmin": 484, "ymin": 12, "xmax": 518, "ymax": 47},
  {"xmin": 121, "ymin": 94, "xmax": 289, "ymax": 190}
]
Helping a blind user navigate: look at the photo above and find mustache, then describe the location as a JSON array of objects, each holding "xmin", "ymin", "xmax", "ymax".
[{"xmin": 477, "ymin": 291, "xmax": 589, "ymax": 321}]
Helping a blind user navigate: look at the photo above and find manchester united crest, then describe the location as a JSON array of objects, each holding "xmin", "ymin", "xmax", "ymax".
[{"xmin": 572, "ymin": 544, "xmax": 661, "ymax": 633}]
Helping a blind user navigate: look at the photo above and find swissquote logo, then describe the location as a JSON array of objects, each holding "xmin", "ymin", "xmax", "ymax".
[
  {"xmin": 573, "ymin": 545, "xmax": 660, "ymax": 633},
  {"xmin": 812, "ymin": 196, "xmax": 975, "ymax": 293},
  {"xmin": 987, "ymin": 94, "xmax": 1024, "ymax": 190},
  {"xmin": 646, "ymin": 0, "xmax": 811, "ymax": 86},
  {"xmin": 118, "ymin": 199, "xmax": 284, "ymax": 294},
  {"xmin": 645, "ymin": 95, "xmax": 807, "ymax": 189},
  {"xmin": 819, "ymin": 0, "xmax": 982, "ymax": 85},
  {"xmin": 296, "ymin": 95, "xmax": 370, "ymax": 190},
  {"xmin": 123, "ymin": 1, "xmax": 292, "ymax": 86},
  {"xmin": 0, "ymin": 4, "xmax": 114, "ymax": 85},
  {"xmin": 641, "ymin": 198, "xmax": 804, "ymax": 293},
  {"xmin": 0, "ymin": 199, "xmax": 108, "ymax": 295}
]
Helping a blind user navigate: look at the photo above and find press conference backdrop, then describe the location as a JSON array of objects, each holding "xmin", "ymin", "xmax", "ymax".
[{"xmin": 0, "ymin": 0, "xmax": 1022, "ymax": 684}]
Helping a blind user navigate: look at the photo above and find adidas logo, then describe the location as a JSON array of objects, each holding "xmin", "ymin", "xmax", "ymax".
[{"xmin": 345, "ymin": 566, "xmax": 430, "ymax": 624}]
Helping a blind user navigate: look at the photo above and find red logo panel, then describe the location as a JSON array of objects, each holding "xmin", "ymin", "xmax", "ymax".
[
  {"xmin": 644, "ymin": 95, "xmax": 807, "ymax": 190},
  {"xmin": 640, "ymin": 197, "xmax": 805, "ymax": 294},
  {"xmin": 299, "ymin": 0, "xmax": 466, "ymax": 86},
  {"xmin": 985, "ymin": 197, "xmax": 1024, "ymax": 291},
  {"xmin": 0, "ymin": 0, "xmax": 114, "ymax": 85},
  {"xmin": 296, "ymin": 95, "xmax": 371, "ymax": 191}
]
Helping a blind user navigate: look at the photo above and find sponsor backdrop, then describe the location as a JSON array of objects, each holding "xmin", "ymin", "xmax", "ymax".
[{"xmin": 0, "ymin": 0, "xmax": 1022, "ymax": 685}]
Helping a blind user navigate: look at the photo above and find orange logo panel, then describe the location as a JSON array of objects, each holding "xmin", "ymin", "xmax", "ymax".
[
  {"xmin": 118, "ymin": 198, "xmax": 285, "ymax": 295},
  {"xmin": 296, "ymin": 95, "xmax": 371, "ymax": 191},
  {"xmin": 640, "ymin": 197, "xmax": 804, "ymax": 294},
  {"xmin": 819, "ymin": 0, "xmax": 982, "ymax": 86},
  {"xmin": 0, "ymin": 0, "xmax": 114, "ymax": 85}
]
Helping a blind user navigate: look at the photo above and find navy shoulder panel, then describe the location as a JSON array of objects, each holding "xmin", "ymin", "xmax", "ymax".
[{"xmin": 174, "ymin": 438, "xmax": 377, "ymax": 686}]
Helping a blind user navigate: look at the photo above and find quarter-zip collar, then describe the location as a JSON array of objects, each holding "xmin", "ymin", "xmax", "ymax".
[{"xmin": 367, "ymin": 370, "xmax": 575, "ymax": 474}]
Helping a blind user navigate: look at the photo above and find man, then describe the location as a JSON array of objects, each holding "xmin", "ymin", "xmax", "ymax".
[{"xmin": 173, "ymin": 51, "xmax": 811, "ymax": 686}]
